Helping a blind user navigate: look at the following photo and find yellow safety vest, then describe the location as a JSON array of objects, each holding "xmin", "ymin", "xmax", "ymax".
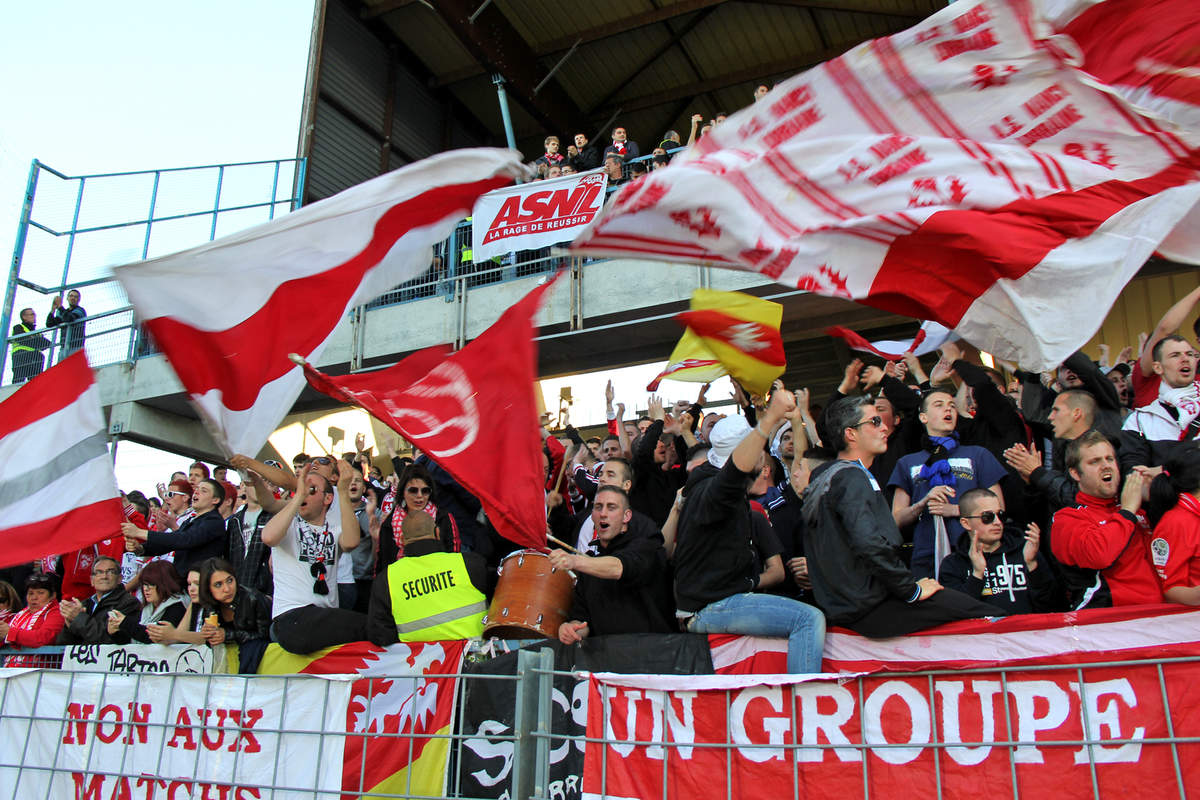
[
  {"xmin": 387, "ymin": 551, "xmax": 486, "ymax": 642},
  {"xmin": 11, "ymin": 324, "xmax": 35, "ymax": 353}
]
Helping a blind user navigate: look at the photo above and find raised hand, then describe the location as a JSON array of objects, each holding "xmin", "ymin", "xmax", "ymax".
[{"xmin": 1022, "ymin": 523, "xmax": 1041, "ymax": 568}]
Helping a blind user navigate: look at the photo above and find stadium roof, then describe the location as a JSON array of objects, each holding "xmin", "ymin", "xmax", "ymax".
[{"xmin": 349, "ymin": 0, "xmax": 942, "ymax": 158}]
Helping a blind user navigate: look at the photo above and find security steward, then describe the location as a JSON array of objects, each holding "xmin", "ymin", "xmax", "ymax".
[
  {"xmin": 366, "ymin": 510, "xmax": 489, "ymax": 645},
  {"xmin": 10, "ymin": 307, "xmax": 52, "ymax": 383}
]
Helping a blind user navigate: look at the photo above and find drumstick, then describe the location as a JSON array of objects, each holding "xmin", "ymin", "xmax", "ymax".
[{"xmin": 546, "ymin": 534, "xmax": 580, "ymax": 555}]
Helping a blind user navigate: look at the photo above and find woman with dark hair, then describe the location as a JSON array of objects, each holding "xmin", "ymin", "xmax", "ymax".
[
  {"xmin": 196, "ymin": 557, "xmax": 271, "ymax": 673},
  {"xmin": 148, "ymin": 568, "xmax": 206, "ymax": 645},
  {"xmin": 377, "ymin": 463, "xmax": 461, "ymax": 566},
  {"xmin": 1149, "ymin": 443, "xmax": 1200, "ymax": 605},
  {"xmin": 121, "ymin": 561, "xmax": 188, "ymax": 643},
  {"xmin": 0, "ymin": 580, "xmax": 20, "ymax": 623}
]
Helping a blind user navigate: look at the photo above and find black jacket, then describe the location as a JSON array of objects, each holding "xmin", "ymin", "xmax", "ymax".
[
  {"xmin": 630, "ymin": 419, "xmax": 686, "ymax": 528},
  {"xmin": 568, "ymin": 513, "xmax": 674, "ymax": 636},
  {"xmin": 229, "ymin": 506, "xmax": 273, "ymax": 596},
  {"xmin": 206, "ymin": 585, "xmax": 272, "ymax": 644},
  {"xmin": 1020, "ymin": 351, "xmax": 1124, "ymax": 441},
  {"xmin": 56, "ymin": 589, "xmax": 143, "ymax": 644},
  {"xmin": 143, "ymin": 509, "xmax": 227, "ymax": 577},
  {"xmin": 937, "ymin": 525, "xmax": 1058, "ymax": 614},
  {"xmin": 673, "ymin": 460, "xmax": 759, "ymax": 613},
  {"xmin": 802, "ymin": 460, "xmax": 919, "ymax": 625}
]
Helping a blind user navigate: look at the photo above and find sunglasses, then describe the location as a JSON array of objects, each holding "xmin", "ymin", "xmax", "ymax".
[
  {"xmin": 166, "ymin": 490, "xmax": 189, "ymax": 498},
  {"xmin": 310, "ymin": 457, "xmax": 333, "ymax": 466},
  {"xmin": 305, "ymin": 485, "xmax": 331, "ymax": 496},
  {"xmin": 851, "ymin": 416, "xmax": 884, "ymax": 429},
  {"xmin": 405, "ymin": 486, "xmax": 432, "ymax": 495},
  {"xmin": 963, "ymin": 511, "xmax": 1005, "ymax": 525}
]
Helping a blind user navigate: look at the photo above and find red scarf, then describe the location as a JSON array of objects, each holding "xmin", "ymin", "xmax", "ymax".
[{"xmin": 391, "ymin": 502, "xmax": 439, "ymax": 557}]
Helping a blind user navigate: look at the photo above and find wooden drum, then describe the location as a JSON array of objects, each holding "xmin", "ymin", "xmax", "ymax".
[{"xmin": 483, "ymin": 549, "xmax": 576, "ymax": 639}]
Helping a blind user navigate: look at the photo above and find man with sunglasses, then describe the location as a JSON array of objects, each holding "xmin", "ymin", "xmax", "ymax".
[
  {"xmin": 889, "ymin": 389, "xmax": 1007, "ymax": 579},
  {"xmin": 803, "ymin": 396, "xmax": 998, "ymax": 637},
  {"xmin": 937, "ymin": 489, "xmax": 1058, "ymax": 614},
  {"xmin": 56, "ymin": 556, "xmax": 142, "ymax": 644},
  {"xmin": 261, "ymin": 458, "xmax": 367, "ymax": 653},
  {"xmin": 124, "ymin": 479, "xmax": 227, "ymax": 578}
]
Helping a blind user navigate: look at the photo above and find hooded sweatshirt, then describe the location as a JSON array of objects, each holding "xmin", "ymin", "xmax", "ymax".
[{"xmin": 938, "ymin": 525, "xmax": 1058, "ymax": 614}]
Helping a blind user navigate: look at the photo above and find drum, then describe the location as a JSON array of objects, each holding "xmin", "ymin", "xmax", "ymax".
[{"xmin": 483, "ymin": 549, "xmax": 576, "ymax": 639}]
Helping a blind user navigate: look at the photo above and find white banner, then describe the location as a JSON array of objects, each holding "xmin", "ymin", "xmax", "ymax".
[
  {"xmin": 62, "ymin": 642, "xmax": 220, "ymax": 674},
  {"xmin": 471, "ymin": 169, "xmax": 607, "ymax": 261},
  {"xmin": 0, "ymin": 670, "xmax": 351, "ymax": 799}
]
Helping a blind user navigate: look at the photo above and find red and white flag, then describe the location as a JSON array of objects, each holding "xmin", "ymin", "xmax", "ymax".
[
  {"xmin": 300, "ymin": 278, "xmax": 556, "ymax": 551},
  {"xmin": 115, "ymin": 149, "xmax": 527, "ymax": 457},
  {"xmin": 571, "ymin": 0, "xmax": 1200, "ymax": 371},
  {"xmin": 827, "ymin": 320, "xmax": 953, "ymax": 360},
  {"xmin": 0, "ymin": 352, "xmax": 125, "ymax": 567}
]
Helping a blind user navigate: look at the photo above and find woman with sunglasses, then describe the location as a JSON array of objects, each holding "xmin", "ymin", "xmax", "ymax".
[
  {"xmin": 377, "ymin": 463, "xmax": 461, "ymax": 566},
  {"xmin": 1148, "ymin": 444, "xmax": 1200, "ymax": 605},
  {"xmin": 196, "ymin": 557, "xmax": 272, "ymax": 673},
  {"xmin": 937, "ymin": 488, "xmax": 1058, "ymax": 614}
]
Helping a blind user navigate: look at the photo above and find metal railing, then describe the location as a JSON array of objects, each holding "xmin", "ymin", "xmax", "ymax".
[
  {"xmin": 1, "ymin": 643, "xmax": 1192, "ymax": 799},
  {"xmin": 2, "ymin": 157, "xmax": 305, "ymax": 384}
]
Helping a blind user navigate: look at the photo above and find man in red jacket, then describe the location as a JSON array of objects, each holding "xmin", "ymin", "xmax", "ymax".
[{"xmin": 1051, "ymin": 431, "xmax": 1162, "ymax": 608}]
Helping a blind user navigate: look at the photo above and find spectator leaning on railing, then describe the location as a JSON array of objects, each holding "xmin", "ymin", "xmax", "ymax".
[
  {"xmin": 46, "ymin": 289, "xmax": 87, "ymax": 359},
  {"xmin": 9, "ymin": 307, "xmax": 52, "ymax": 383}
]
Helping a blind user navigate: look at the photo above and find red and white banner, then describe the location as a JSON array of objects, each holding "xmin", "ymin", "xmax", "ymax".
[
  {"xmin": 0, "ymin": 351, "xmax": 124, "ymax": 568},
  {"xmin": 0, "ymin": 669, "xmax": 351, "ymax": 799},
  {"xmin": 258, "ymin": 639, "xmax": 466, "ymax": 799},
  {"xmin": 571, "ymin": 0, "xmax": 1200, "ymax": 371},
  {"xmin": 114, "ymin": 149, "xmax": 526, "ymax": 457},
  {"xmin": 588, "ymin": 607, "xmax": 1200, "ymax": 800},
  {"xmin": 302, "ymin": 279, "xmax": 555, "ymax": 551},
  {"xmin": 472, "ymin": 169, "xmax": 607, "ymax": 261}
]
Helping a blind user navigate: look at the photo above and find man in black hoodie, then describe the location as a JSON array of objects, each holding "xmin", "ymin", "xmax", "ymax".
[
  {"xmin": 938, "ymin": 489, "xmax": 1059, "ymax": 614},
  {"xmin": 674, "ymin": 390, "xmax": 826, "ymax": 674},
  {"xmin": 551, "ymin": 486, "xmax": 673, "ymax": 643}
]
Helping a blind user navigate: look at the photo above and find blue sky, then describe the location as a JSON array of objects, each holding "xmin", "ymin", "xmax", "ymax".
[{"xmin": 0, "ymin": 1, "xmax": 317, "ymax": 489}]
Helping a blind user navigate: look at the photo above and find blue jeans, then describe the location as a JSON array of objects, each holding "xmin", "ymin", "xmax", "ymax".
[{"xmin": 686, "ymin": 593, "xmax": 826, "ymax": 674}]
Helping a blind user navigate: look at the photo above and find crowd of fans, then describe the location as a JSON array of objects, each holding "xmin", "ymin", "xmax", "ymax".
[{"xmin": 1, "ymin": 282, "xmax": 1197, "ymax": 673}]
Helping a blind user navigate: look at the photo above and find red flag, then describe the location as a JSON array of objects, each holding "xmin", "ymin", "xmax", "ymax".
[
  {"xmin": 0, "ymin": 352, "xmax": 125, "ymax": 567},
  {"xmin": 301, "ymin": 279, "xmax": 555, "ymax": 551}
]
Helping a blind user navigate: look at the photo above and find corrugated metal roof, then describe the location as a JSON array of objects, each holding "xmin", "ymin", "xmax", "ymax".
[{"xmin": 342, "ymin": 0, "xmax": 943, "ymax": 157}]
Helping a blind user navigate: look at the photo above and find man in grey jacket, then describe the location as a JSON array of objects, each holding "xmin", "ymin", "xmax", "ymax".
[{"xmin": 804, "ymin": 396, "xmax": 997, "ymax": 637}]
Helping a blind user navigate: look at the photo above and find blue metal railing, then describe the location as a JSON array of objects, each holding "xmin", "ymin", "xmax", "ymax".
[{"xmin": 2, "ymin": 157, "xmax": 306, "ymax": 384}]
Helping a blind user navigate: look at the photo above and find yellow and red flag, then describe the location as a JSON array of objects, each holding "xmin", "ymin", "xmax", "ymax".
[{"xmin": 648, "ymin": 289, "xmax": 785, "ymax": 395}]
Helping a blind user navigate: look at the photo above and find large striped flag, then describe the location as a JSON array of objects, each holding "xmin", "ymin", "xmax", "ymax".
[
  {"xmin": 571, "ymin": 0, "xmax": 1200, "ymax": 371},
  {"xmin": 115, "ymin": 149, "xmax": 527, "ymax": 457},
  {"xmin": 0, "ymin": 351, "xmax": 124, "ymax": 567},
  {"xmin": 649, "ymin": 289, "xmax": 784, "ymax": 396}
]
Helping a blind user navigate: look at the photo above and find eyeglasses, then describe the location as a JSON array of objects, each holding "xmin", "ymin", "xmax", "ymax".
[
  {"xmin": 166, "ymin": 491, "xmax": 189, "ymax": 498},
  {"xmin": 92, "ymin": 568, "xmax": 119, "ymax": 576},
  {"xmin": 851, "ymin": 416, "xmax": 884, "ymax": 429},
  {"xmin": 405, "ymin": 486, "xmax": 432, "ymax": 496},
  {"xmin": 962, "ymin": 511, "xmax": 1005, "ymax": 524}
]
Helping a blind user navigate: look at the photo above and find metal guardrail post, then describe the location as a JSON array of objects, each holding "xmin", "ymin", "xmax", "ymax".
[
  {"xmin": 1, "ymin": 160, "xmax": 42, "ymax": 383},
  {"xmin": 533, "ymin": 647, "xmax": 554, "ymax": 800},
  {"xmin": 512, "ymin": 648, "xmax": 540, "ymax": 800}
]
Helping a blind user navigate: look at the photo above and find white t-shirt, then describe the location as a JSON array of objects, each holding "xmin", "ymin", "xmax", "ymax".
[{"xmin": 270, "ymin": 514, "xmax": 340, "ymax": 617}]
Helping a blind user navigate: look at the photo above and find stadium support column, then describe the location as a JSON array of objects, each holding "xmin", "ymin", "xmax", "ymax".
[{"xmin": 492, "ymin": 74, "xmax": 518, "ymax": 151}]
